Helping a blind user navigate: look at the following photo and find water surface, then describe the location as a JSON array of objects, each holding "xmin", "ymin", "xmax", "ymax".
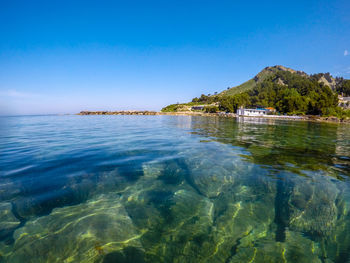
[{"xmin": 0, "ymin": 115, "xmax": 350, "ymax": 262}]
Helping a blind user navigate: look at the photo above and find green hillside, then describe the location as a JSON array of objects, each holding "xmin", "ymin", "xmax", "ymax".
[
  {"xmin": 220, "ymin": 65, "xmax": 308, "ymax": 96},
  {"xmin": 220, "ymin": 79, "xmax": 256, "ymax": 96},
  {"xmin": 161, "ymin": 65, "xmax": 350, "ymax": 118}
]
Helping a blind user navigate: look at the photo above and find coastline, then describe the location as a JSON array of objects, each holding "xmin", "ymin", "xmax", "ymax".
[{"xmin": 77, "ymin": 111, "xmax": 350, "ymax": 123}]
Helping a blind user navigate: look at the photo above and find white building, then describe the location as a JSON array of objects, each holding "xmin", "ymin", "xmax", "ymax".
[{"xmin": 236, "ymin": 108, "xmax": 268, "ymax": 116}]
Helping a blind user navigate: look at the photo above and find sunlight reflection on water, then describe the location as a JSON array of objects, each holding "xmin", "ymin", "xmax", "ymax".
[{"xmin": 0, "ymin": 115, "xmax": 349, "ymax": 262}]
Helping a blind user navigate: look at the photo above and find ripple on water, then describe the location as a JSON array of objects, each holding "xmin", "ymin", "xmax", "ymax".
[{"xmin": 0, "ymin": 116, "xmax": 350, "ymax": 262}]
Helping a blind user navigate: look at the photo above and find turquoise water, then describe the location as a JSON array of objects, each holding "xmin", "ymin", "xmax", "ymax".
[{"xmin": 0, "ymin": 115, "xmax": 350, "ymax": 263}]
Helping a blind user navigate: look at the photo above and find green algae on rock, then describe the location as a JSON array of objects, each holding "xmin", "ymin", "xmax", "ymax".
[
  {"xmin": 5, "ymin": 194, "xmax": 142, "ymax": 263},
  {"xmin": 1, "ymin": 115, "xmax": 350, "ymax": 262}
]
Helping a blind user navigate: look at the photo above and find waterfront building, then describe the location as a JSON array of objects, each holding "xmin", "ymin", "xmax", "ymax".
[{"xmin": 236, "ymin": 108, "xmax": 268, "ymax": 116}]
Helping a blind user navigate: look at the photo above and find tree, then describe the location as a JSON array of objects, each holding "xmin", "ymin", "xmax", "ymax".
[
  {"xmin": 219, "ymin": 93, "xmax": 251, "ymax": 113},
  {"xmin": 337, "ymin": 80, "xmax": 350, "ymax": 96},
  {"xmin": 204, "ymin": 105, "xmax": 219, "ymax": 113}
]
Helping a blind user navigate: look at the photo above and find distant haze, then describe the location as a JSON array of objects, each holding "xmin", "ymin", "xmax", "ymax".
[{"xmin": 0, "ymin": 0, "xmax": 349, "ymax": 115}]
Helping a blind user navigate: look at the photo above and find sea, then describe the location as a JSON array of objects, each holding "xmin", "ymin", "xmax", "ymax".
[{"xmin": 0, "ymin": 115, "xmax": 349, "ymax": 263}]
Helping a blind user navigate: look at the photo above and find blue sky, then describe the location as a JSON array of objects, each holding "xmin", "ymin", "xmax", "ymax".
[{"xmin": 0, "ymin": 0, "xmax": 349, "ymax": 115}]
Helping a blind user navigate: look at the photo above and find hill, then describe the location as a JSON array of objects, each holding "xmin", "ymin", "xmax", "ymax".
[
  {"xmin": 219, "ymin": 65, "xmax": 342, "ymax": 96},
  {"xmin": 161, "ymin": 65, "xmax": 350, "ymax": 117}
]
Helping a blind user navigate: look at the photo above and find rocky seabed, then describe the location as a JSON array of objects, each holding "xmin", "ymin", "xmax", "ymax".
[{"xmin": 1, "ymin": 152, "xmax": 350, "ymax": 262}]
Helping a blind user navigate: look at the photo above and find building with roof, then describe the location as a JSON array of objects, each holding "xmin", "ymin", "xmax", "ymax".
[
  {"xmin": 265, "ymin": 107, "xmax": 276, "ymax": 113},
  {"xmin": 236, "ymin": 108, "xmax": 268, "ymax": 116}
]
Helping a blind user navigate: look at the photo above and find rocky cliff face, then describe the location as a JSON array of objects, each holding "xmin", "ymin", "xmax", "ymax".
[{"xmin": 311, "ymin": 73, "xmax": 344, "ymax": 91}]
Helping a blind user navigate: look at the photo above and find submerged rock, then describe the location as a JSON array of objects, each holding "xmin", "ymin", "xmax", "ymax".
[
  {"xmin": 123, "ymin": 184, "xmax": 215, "ymax": 262},
  {"xmin": 102, "ymin": 246, "xmax": 146, "ymax": 263},
  {"xmin": 287, "ymin": 176, "xmax": 341, "ymax": 237},
  {"xmin": 2, "ymin": 150, "xmax": 349, "ymax": 262},
  {"xmin": 207, "ymin": 185, "xmax": 276, "ymax": 263},
  {"xmin": 4, "ymin": 194, "xmax": 142, "ymax": 263},
  {"xmin": 12, "ymin": 168, "xmax": 133, "ymax": 220},
  {"xmin": 183, "ymin": 146, "xmax": 259, "ymax": 198},
  {"xmin": 229, "ymin": 230, "xmax": 322, "ymax": 263},
  {"xmin": 0, "ymin": 202, "xmax": 21, "ymax": 241}
]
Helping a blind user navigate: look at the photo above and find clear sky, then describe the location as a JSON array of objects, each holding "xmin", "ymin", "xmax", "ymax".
[{"xmin": 0, "ymin": 0, "xmax": 349, "ymax": 115}]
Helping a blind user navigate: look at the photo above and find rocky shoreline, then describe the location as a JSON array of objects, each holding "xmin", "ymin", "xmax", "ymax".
[{"xmin": 77, "ymin": 111, "xmax": 350, "ymax": 123}]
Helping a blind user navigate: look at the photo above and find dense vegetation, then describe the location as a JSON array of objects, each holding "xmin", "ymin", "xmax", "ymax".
[
  {"xmin": 247, "ymin": 71, "xmax": 339, "ymax": 115},
  {"xmin": 218, "ymin": 93, "xmax": 250, "ymax": 113},
  {"xmin": 161, "ymin": 67, "xmax": 350, "ymax": 118},
  {"xmin": 217, "ymin": 71, "xmax": 350, "ymax": 118},
  {"xmin": 204, "ymin": 105, "xmax": 219, "ymax": 113},
  {"xmin": 192, "ymin": 94, "xmax": 219, "ymax": 104},
  {"xmin": 336, "ymin": 79, "xmax": 350, "ymax": 96}
]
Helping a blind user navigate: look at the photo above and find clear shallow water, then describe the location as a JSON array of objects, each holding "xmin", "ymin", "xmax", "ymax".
[{"xmin": 0, "ymin": 115, "xmax": 350, "ymax": 263}]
